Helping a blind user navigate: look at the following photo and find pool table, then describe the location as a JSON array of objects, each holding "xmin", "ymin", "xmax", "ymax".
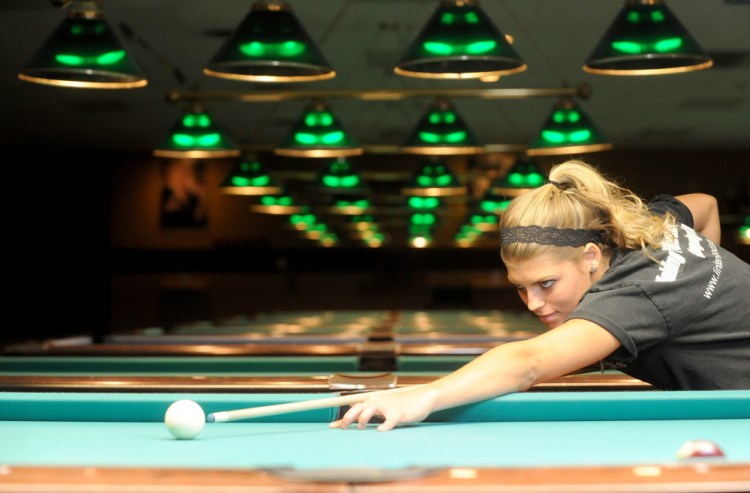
[
  {"xmin": 0, "ymin": 390, "xmax": 748, "ymax": 492},
  {"xmin": 11, "ymin": 309, "xmax": 544, "ymax": 349},
  {"xmin": 0, "ymin": 339, "xmax": 549, "ymax": 373},
  {"xmin": 0, "ymin": 354, "xmax": 652, "ymax": 392}
]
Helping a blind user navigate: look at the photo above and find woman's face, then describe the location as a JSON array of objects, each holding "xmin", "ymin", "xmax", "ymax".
[{"xmin": 505, "ymin": 254, "xmax": 593, "ymax": 329}]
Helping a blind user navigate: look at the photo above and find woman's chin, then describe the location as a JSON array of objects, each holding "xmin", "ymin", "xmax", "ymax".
[{"xmin": 538, "ymin": 314, "xmax": 563, "ymax": 329}]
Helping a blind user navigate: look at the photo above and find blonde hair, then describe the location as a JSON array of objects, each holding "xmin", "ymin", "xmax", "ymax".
[{"xmin": 499, "ymin": 160, "xmax": 674, "ymax": 264}]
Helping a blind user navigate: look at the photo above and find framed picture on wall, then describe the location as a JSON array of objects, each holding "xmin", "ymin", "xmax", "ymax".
[{"xmin": 159, "ymin": 158, "xmax": 208, "ymax": 229}]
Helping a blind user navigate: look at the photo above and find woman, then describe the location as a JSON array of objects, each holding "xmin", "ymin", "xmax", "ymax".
[{"xmin": 331, "ymin": 160, "xmax": 750, "ymax": 432}]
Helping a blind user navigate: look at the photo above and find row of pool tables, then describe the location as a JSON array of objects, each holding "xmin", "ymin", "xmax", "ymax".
[{"xmin": 1, "ymin": 310, "xmax": 748, "ymax": 492}]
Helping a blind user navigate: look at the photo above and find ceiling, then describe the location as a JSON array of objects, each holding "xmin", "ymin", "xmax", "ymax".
[{"xmin": 2, "ymin": 0, "xmax": 750, "ymax": 155}]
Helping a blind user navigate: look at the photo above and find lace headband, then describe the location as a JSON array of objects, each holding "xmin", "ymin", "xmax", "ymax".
[{"xmin": 500, "ymin": 225, "xmax": 606, "ymax": 247}]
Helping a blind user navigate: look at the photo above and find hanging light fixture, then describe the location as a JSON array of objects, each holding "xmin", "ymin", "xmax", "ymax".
[
  {"xmin": 477, "ymin": 185, "xmax": 513, "ymax": 214},
  {"xmin": 738, "ymin": 216, "xmax": 750, "ymax": 246},
  {"xmin": 324, "ymin": 196, "xmax": 373, "ymax": 215},
  {"xmin": 584, "ymin": 0, "xmax": 713, "ymax": 76},
  {"xmin": 491, "ymin": 157, "xmax": 546, "ymax": 196},
  {"xmin": 250, "ymin": 188, "xmax": 303, "ymax": 214},
  {"xmin": 18, "ymin": 0, "xmax": 147, "ymax": 89},
  {"xmin": 401, "ymin": 99, "xmax": 484, "ymax": 155},
  {"xmin": 220, "ymin": 156, "xmax": 282, "ymax": 195},
  {"xmin": 402, "ymin": 157, "xmax": 467, "ymax": 197},
  {"xmin": 527, "ymin": 98, "xmax": 612, "ymax": 156},
  {"xmin": 454, "ymin": 222, "xmax": 483, "ymax": 247},
  {"xmin": 275, "ymin": 100, "xmax": 363, "ymax": 158},
  {"xmin": 464, "ymin": 207, "xmax": 501, "ymax": 232},
  {"xmin": 153, "ymin": 104, "xmax": 241, "ymax": 159},
  {"xmin": 395, "ymin": 0, "xmax": 526, "ymax": 79},
  {"xmin": 203, "ymin": 1, "xmax": 335, "ymax": 83},
  {"xmin": 348, "ymin": 216, "xmax": 387, "ymax": 248},
  {"xmin": 406, "ymin": 195, "xmax": 443, "ymax": 211},
  {"xmin": 314, "ymin": 157, "xmax": 368, "ymax": 194}
]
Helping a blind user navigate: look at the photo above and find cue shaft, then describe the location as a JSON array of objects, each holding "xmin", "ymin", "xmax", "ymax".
[{"xmin": 207, "ymin": 386, "xmax": 420, "ymax": 423}]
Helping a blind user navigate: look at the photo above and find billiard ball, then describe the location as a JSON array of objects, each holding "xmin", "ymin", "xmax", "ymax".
[
  {"xmin": 676, "ymin": 439, "xmax": 725, "ymax": 460},
  {"xmin": 164, "ymin": 399, "xmax": 206, "ymax": 440}
]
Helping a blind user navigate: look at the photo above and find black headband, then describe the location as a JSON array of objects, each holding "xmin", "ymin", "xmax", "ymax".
[{"xmin": 500, "ymin": 225, "xmax": 606, "ymax": 248}]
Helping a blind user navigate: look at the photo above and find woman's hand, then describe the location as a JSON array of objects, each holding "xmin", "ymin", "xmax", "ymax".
[{"xmin": 329, "ymin": 386, "xmax": 438, "ymax": 431}]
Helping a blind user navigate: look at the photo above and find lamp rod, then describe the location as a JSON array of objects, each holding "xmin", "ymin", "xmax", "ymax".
[
  {"xmin": 236, "ymin": 143, "xmax": 527, "ymax": 154},
  {"xmin": 167, "ymin": 83, "xmax": 589, "ymax": 104}
]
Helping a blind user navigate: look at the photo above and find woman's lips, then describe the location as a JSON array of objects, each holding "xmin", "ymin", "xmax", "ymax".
[{"xmin": 537, "ymin": 312, "xmax": 557, "ymax": 325}]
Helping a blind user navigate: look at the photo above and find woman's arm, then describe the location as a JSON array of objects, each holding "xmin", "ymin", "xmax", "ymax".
[
  {"xmin": 675, "ymin": 193, "xmax": 721, "ymax": 244},
  {"xmin": 330, "ymin": 320, "xmax": 621, "ymax": 431}
]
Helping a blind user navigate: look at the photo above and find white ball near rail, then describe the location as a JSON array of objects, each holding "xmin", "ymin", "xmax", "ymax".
[{"xmin": 164, "ymin": 399, "xmax": 206, "ymax": 439}]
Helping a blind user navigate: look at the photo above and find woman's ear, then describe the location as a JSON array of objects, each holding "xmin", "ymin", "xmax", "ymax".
[{"xmin": 583, "ymin": 243, "xmax": 603, "ymax": 270}]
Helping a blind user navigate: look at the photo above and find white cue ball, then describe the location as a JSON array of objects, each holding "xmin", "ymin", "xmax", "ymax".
[{"xmin": 165, "ymin": 399, "xmax": 206, "ymax": 440}]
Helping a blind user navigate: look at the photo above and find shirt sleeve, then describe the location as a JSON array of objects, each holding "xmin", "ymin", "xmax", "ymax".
[
  {"xmin": 647, "ymin": 194, "xmax": 694, "ymax": 228},
  {"xmin": 571, "ymin": 285, "xmax": 670, "ymax": 362}
]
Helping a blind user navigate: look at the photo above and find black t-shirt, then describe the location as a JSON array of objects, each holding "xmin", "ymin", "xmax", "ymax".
[{"xmin": 571, "ymin": 195, "xmax": 750, "ymax": 390}]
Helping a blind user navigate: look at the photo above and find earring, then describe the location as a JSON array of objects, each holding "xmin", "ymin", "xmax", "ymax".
[{"xmin": 590, "ymin": 265, "xmax": 598, "ymax": 273}]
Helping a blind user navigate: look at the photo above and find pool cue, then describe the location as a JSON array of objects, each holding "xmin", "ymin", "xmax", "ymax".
[{"xmin": 207, "ymin": 385, "xmax": 422, "ymax": 423}]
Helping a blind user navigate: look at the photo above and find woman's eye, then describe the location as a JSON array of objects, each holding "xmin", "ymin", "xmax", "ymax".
[{"xmin": 540, "ymin": 280, "xmax": 555, "ymax": 288}]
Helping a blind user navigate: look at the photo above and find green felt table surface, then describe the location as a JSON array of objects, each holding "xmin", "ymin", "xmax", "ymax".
[{"xmin": 1, "ymin": 391, "xmax": 748, "ymax": 471}]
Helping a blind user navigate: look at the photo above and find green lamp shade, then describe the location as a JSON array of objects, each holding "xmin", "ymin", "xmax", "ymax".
[
  {"xmin": 410, "ymin": 212, "xmax": 439, "ymax": 228},
  {"xmin": 402, "ymin": 158, "xmax": 467, "ymax": 197},
  {"xmin": 289, "ymin": 206, "xmax": 320, "ymax": 231},
  {"xmin": 314, "ymin": 157, "xmax": 368, "ymax": 194},
  {"xmin": 317, "ymin": 232, "xmax": 339, "ymax": 247},
  {"xmin": 402, "ymin": 99, "xmax": 484, "ymax": 155},
  {"xmin": 250, "ymin": 189, "xmax": 302, "ymax": 214},
  {"xmin": 395, "ymin": 0, "xmax": 526, "ymax": 79},
  {"xmin": 344, "ymin": 214, "xmax": 379, "ymax": 230},
  {"xmin": 327, "ymin": 195, "xmax": 372, "ymax": 215},
  {"xmin": 203, "ymin": 1, "xmax": 335, "ymax": 82},
  {"xmin": 491, "ymin": 158, "xmax": 546, "ymax": 196},
  {"xmin": 736, "ymin": 215, "xmax": 750, "ymax": 245},
  {"xmin": 154, "ymin": 109, "xmax": 240, "ymax": 159},
  {"xmin": 275, "ymin": 101, "xmax": 363, "ymax": 157},
  {"xmin": 362, "ymin": 232, "xmax": 386, "ymax": 248},
  {"xmin": 18, "ymin": 2, "xmax": 147, "ymax": 89},
  {"xmin": 407, "ymin": 195, "xmax": 442, "ymax": 210},
  {"xmin": 221, "ymin": 159, "xmax": 282, "ymax": 195},
  {"xmin": 477, "ymin": 189, "xmax": 513, "ymax": 214},
  {"xmin": 527, "ymin": 99, "xmax": 612, "ymax": 156},
  {"xmin": 584, "ymin": 0, "xmax": 713, "ymax": 75},
  {"xmin": 739, "ymin": 217, "xmax": 749, "ymax": 245},
  {"xmin": 466, "ymin": 208, "xmax": 500, "ymax": 232},
  {"xmin": 455, "ymin": 223, "xmax": 483, "ymax": 246}
]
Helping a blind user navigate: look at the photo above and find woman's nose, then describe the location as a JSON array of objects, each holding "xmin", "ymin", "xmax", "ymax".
[{"xmin": 525, "ymin": 290, "xmax": 545, "ymax": 312}]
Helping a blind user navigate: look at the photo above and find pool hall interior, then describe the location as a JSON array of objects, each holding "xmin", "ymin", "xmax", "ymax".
[{"xmin": 1, "ymin": 1, "xmax": 749, "ymax": 492}]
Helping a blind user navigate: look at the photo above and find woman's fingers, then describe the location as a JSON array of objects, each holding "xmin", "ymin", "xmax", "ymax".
[
  {"xmin": 356, "ymin": 402, "xmax": 379, "ymax": 429},
  {"xmin": 331, "ymin": 401, "xmax": 366, "ymax": 429},
  {"xmin": 376, "ymin": 411, "xmax": 401, "ymax": 431}
]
